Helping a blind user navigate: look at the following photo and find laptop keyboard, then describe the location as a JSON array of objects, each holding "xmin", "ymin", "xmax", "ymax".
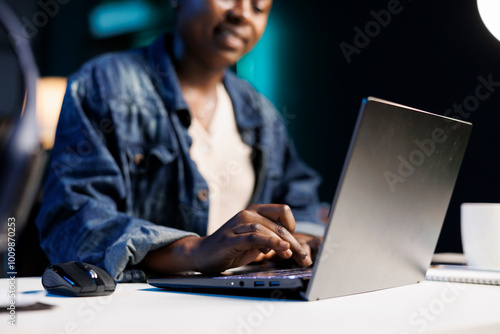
[{"xmin": 215, "ymin": 267, "xmax": 312, "ymax": 280}]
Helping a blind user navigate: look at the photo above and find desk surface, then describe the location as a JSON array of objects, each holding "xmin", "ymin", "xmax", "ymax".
[{"xmin": 1, "ymin": 277, "xmax": 500, "ymax": 334}]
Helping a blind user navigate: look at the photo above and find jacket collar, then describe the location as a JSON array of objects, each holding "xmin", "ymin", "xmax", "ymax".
[
  {"xmin": 147, "ymin": 35, "xmax": 188, "ymax": 113},
  {"xmin": 223, "ymin": 71, "xmax": 264, "ymax": 131}
]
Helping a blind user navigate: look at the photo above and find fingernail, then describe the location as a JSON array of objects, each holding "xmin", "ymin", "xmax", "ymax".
[
  {"xmin": 280, "ymin": 241, "xmax": 289, "ymax": 249},
  {"xmin": 285, "ymin": 249, "xmax": 293, "ymax": 257},
  {"xmin": 305, "ymin": 256, "xmax": 313, "ymax": 266}
]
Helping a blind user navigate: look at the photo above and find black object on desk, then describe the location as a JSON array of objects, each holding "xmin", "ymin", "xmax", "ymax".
[{"xmin": 42, "ymin": 262, "xmax": 116, "ymax": 297}]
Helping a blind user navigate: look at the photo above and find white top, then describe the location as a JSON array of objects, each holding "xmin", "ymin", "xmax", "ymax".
[{"xmin": 188, "ymin": 83, "xmax": 255, "ymax": 235}]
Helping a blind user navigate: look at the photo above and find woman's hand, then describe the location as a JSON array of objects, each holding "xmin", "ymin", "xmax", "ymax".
[
  {"xmin": 141, "ymin": 204, "xmax": 313, "ymax": 275},
  {"xmin": 191, "ymin": 204, "xmax": 313, "ymax": 273}
]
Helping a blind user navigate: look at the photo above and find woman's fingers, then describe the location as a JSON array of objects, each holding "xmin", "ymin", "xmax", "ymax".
[
  {"xmin": 255, "ymin": 205, "xmax": 312, "ymax": 266},
  {"xmin": 230, "ymin": 205, "xmax": 312, "ymax": 267},
  {"xmin": 230, "ymin": 230, "xmax": 291, "ymax": 256},
  {"xmin": 199, "ymin": 204, "xmax": 314, "ymax": 274},
  {"xmin": 252, "ymin": 204, "xmax": 296, "ymax": 234}
]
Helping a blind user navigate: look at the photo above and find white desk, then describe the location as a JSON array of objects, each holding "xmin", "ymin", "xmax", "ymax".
[{"xmin": 1, "ymin": 277, "xmax": 500, "ymax": 334}]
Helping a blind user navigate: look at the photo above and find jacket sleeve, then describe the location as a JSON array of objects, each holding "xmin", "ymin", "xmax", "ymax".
[{"xmin": 36, "ymin": 72, "xmax": 197, "ymax": 283}]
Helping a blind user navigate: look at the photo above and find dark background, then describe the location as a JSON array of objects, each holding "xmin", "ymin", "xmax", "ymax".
[
  {"xmin": 5, "ymin": 0, "xmax": 500, "ymax": 274},
  {"xmin": 264, "ymin": 0, "xmax": 500, "ymax": 254}
]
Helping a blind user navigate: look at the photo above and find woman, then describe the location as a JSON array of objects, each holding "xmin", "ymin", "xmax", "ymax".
[{"xmin": 36, "ymin": 0, "xmax": 325, "ymax": 282}]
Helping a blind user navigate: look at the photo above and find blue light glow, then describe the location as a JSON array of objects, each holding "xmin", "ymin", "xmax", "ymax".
[
  {"xmin": 63, "ymin": 276, "xmax": 75, "ymax": 285},
  {"xmin": 89, "ymin": 1, "xmax": 156, "ymax": 39}
]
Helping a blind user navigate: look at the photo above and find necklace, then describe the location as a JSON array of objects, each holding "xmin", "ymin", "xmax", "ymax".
[
  {"xmin": 197, "ymin": 91, "xmax": 218, "ymax": 122},
  {"xmin": 180, "ymin": 82, "xmax": 219, "ymax": 130}
]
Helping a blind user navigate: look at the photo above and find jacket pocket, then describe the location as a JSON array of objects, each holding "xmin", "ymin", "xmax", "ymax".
[
  {"xmin": 126, "ymin": 144, "xmax": 176, "ymax": 174},
  {"xmin": 124, "ymin": 143, "xmax": 178, "ymax": 222}
]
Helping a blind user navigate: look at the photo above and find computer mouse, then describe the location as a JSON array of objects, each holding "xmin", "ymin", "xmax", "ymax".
[{"xmin": 42, "ymin": 261, "xmax": 116, "ymax": 297}]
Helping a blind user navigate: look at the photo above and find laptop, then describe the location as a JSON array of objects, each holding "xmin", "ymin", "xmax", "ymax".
[{"xmin": 148, "ymin": 97, "xmax": 472, "ymax": 301}]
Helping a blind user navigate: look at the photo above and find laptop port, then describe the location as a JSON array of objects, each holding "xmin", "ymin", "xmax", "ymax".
[
  {"xmin": 269, "ymin": 281, "xmax": 280, "ymax": 287},
  {"xmin": 254, "ymin": 281, "xmax": 265, "ymax": 287}
]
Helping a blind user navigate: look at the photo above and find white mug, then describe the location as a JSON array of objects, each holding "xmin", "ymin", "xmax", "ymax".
[{"xmin": 461, "ymin": 203, "xmax": 500, "ymax": 270}]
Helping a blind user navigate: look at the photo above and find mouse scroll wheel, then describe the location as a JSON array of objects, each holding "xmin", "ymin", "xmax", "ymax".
[{"xmin": 88, "ymin": 269, "xmax": 98, "ymax": 279}]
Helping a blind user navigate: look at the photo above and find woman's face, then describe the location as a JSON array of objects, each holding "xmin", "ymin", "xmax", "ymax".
[{"xmin": 174, "ymin": 0, "xmax": 273, "ymax": 70}]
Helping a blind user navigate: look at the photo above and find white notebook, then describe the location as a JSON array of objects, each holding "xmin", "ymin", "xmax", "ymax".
[{"xmin": 425, "ymin": 265, "xmax": 500, "ymax": 286}]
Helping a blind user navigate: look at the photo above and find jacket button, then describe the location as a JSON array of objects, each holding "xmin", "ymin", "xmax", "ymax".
[
  {"xmin": 197, "ymin": 189, "xmax": 209, "ymax": 202},
  {"xmin": 134, "ymin": 153, "xmax": 145, "ymax": 165}
]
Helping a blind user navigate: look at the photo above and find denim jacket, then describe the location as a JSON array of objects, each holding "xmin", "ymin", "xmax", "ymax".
[{"xmin": 36, "ymin": 36, "xmax": 324, "ymax": 282}]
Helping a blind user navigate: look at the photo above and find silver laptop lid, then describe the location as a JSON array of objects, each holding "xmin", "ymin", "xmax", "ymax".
[{"xmin": 306, "ymin": 97, "xmax": 472, "ymax": 301}]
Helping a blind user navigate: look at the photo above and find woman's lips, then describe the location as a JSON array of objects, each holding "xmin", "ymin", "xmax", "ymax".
[{"xmin": 215, "ymin": 26, "xmax": 247, "ymax": 50}]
